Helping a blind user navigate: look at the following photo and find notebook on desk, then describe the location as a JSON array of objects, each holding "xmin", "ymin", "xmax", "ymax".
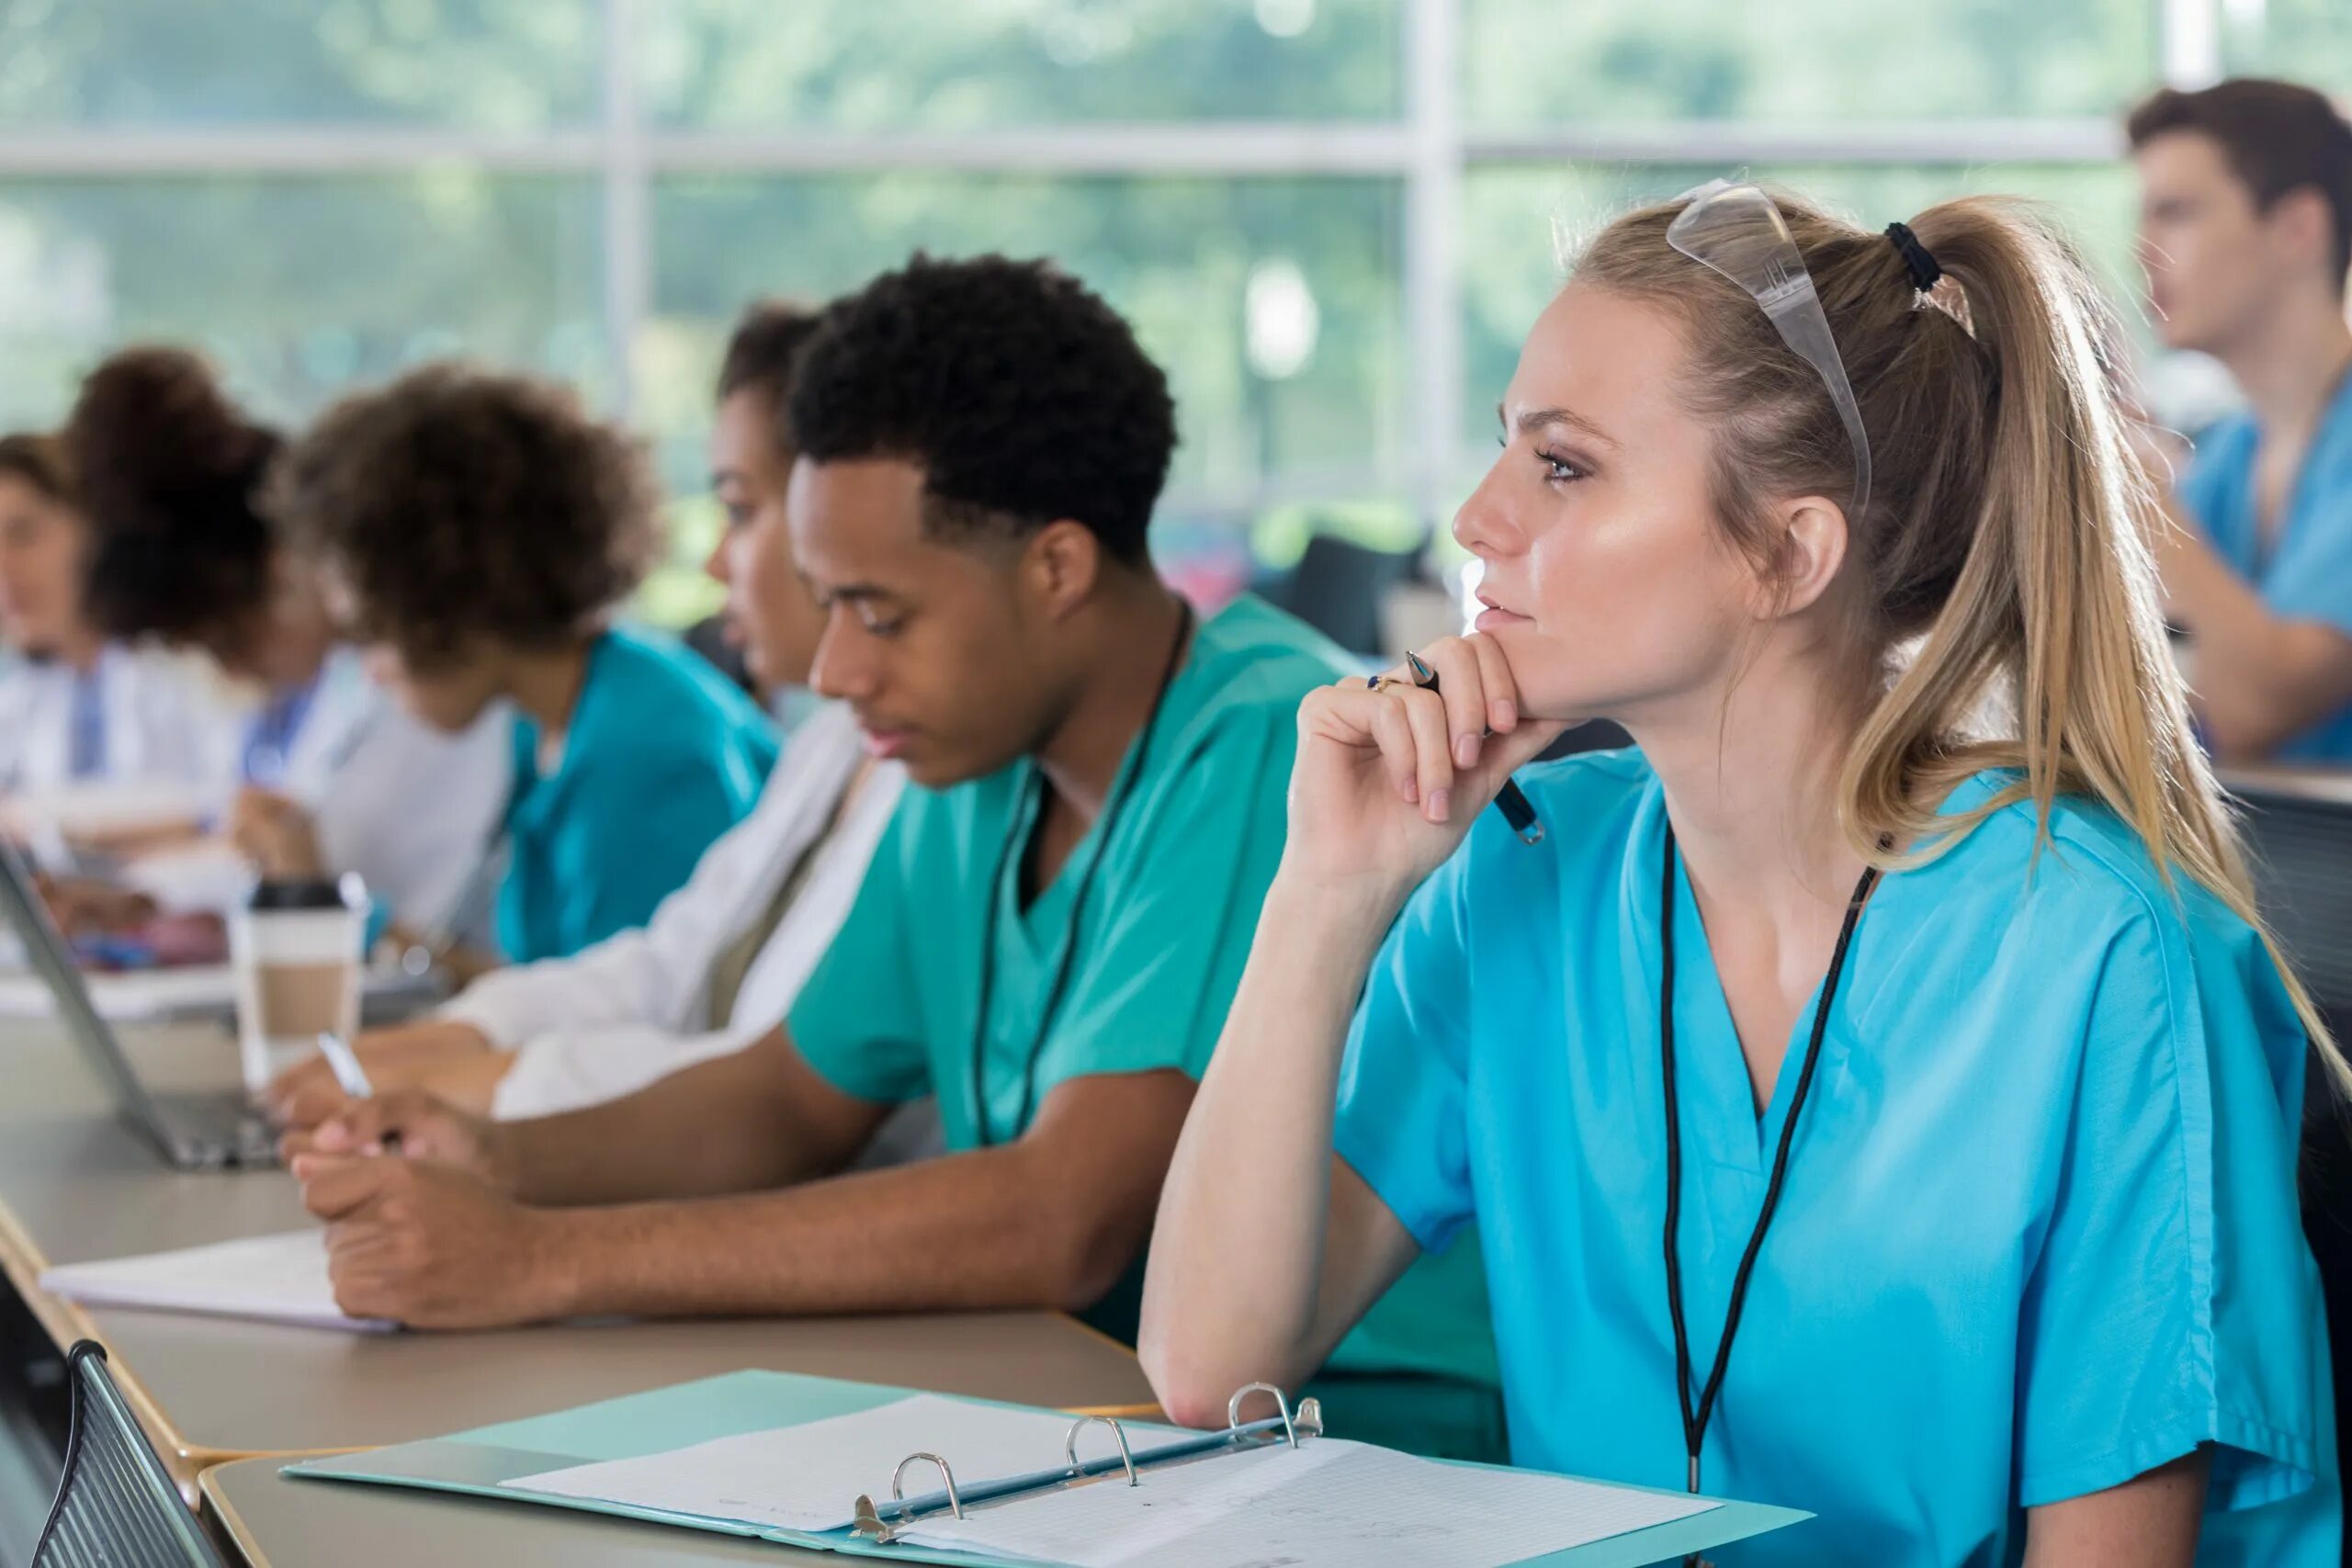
[
  {"xmin": 284, "ymin": 1370, "xmax": 1809, "ymax": 1566},
  {"xmin": 40, "ymin": 1229, "xmax": 393, "ymax": 1333}
]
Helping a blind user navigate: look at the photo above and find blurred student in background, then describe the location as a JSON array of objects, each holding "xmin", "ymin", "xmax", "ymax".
[
  {"xmin": 2132, "ymin": 78, "xmax": 2352, "ymax": 762},
  {"xmin": 267, "ymin": 301, "xmax": 914, "ymax": 1131},
  {"xmin": 62, "ymin": 347, "xmax": 511, "ymax": 951},
  {"xmin": 267, "ymin": 362, "xmax": 778, "ymax": 971},
  {"xmin": 0, "ymin": 431, "xmax": 233, "ymax": 801}
]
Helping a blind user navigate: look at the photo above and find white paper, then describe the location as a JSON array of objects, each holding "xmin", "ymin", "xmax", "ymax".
[
  {"xmin": 504, "ymin": 1393, "xmax": 1185, "ymax": 1536},
  {"xmin": 899, "ymin": 1438, "xmax": 1720, "ymax": 1568},
  {"xmin": 39, "ymin": 1229, "xmax": 391, "ymax": 1332},
  {"xmin": 6, "ymin": 781, "xmax": 215, "ymax": 840},
  {"xmin": 0, "ymin": 964, "xmax": 240, "ymax": 1021},
  {"xmin": 0, "ymin": 960, "xmax": 438, "ymax": 1021}
]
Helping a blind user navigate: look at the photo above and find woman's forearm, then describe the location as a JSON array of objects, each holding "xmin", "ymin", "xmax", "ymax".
[
  {"xmin": 1140, "ymin": 870, "xmax": 1405, "ymax": 1424},
  {"xmin": 2022, "ymin": 1449, "xmax": 2208, "ymax": 1568}
]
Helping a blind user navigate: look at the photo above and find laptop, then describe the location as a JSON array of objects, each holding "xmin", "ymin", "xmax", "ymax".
[{"xmin": 0, "ymin": 836, "xmax": 278, "ymax": 1170}]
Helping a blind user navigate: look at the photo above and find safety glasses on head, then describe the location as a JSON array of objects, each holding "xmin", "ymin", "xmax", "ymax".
[{"xmin": 1667, "ymin": 179, "xmax": 1873, "ymax": 520}]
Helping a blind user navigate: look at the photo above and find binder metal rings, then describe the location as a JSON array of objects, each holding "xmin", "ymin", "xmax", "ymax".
[
  {"xmin": 1065, "ymin": 1416, "xmax": 1138, "ymax": 1485},
  {"xmin": 1228, "ymin": 1382, "xmax": 1306, "ymax": 1449},
  {"xmin": 889, "ymin": 1453, "xmax": 964, "ymax": 1520},
  {"xmin": 852, "ymin": 1382, "xmax": 1325, "ymax": 1546}
]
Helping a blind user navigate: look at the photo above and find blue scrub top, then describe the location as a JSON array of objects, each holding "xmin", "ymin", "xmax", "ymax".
[
  {"xmin": 495, "ymin": 626, "xmax": 777, "ymax": 964},
  {"xmin": 2178, "ymin": 373, "xmax": 2352, "ymax": 761},
  {"xmin": 1334, "ymin": 750, "xmax": 2337, "ymax": 1566}
]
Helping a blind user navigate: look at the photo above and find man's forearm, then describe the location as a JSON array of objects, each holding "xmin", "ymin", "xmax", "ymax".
[
  {"xmin": 2180, "ymin": 598, "xmax": 2352, "ymax": 759},
  {"xmin": 542, "ymin": 1144, "xmax": 1142, "ymax": 1319},
  {"xmin": 503, "ymin": 1030, "xmax": 842, "ymax": 1206},
  {"xmin": 2156, "ymin": 507, "xmax": 2352, "ymax": 757}
]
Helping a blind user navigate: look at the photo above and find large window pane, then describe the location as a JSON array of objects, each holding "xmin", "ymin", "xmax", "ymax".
[
  {"xmin": 0, "ymin": 0, "xmax": 598, "ymax": 128},
  {"xmin": 0, "ymin": 175, "xmax": 606, "ymax": 429},
  {"xmin": 2222, "ymin": 0, "xmax": 2352, "ymax": 89},
  {"xmin": 638, "ymin": 173, "xmax": 1405, "ymax": 617},
  {"xmin": 1457, "ymin": 162, "xmax": 2141, "ymax": 479},
  {"xmin": 639, "ymin": 0, "xmax": 1401, "ymax": 129},
  {"xmin": 1463, "ymin": 0, "xmax": 2157, "ymax": 124}
]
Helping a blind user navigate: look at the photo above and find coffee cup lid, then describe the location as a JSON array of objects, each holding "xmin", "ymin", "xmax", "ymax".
[{"xmin": 247, "ymin": 873, "xmax": 368, "ymax": 913}]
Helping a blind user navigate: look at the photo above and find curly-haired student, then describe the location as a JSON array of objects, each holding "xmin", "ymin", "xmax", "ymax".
[
  {"xmin": 270, "ymin": 363, "xmax": 779, "ymax": 965},
  {"xmin": 63, "ymin": 346, "xmax": 513, "ymax": 944}
]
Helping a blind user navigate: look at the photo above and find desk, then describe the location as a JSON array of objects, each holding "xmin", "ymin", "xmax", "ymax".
[
  {"xmin": 2217, "ymin": 764, "xmax": 2352, "ymax": 1019},
  {"xmin": 0, "ymin": 1016, "xmax": 1156, "ymax": 1499},
  {"xmin": 2219, "ymin": 762, "xmax": 2352, "ymax": 809},
  {"xmin": 205, "ymin": 1455, "xmax": 832, "ymax": 1565}
]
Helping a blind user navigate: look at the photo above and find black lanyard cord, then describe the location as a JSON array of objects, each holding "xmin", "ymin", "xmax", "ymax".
[
  {"xmin": 967, "ymin": 600, "xmax": 1193, "ymax": 1148},
  {"xmin": 1661, "ymin": 823, "xmax": 1878, "ymax": 1510}
]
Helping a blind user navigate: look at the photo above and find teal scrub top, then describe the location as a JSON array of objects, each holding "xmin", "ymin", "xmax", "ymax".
[
  {"xmin": 789, "ymin": 594, "xmax": 1498, "ymax": 1390},
  {"xmin": 495, "ymin": 626, "xmax": 777, "ymax": 964},
  {"xmin": 2179, "ymin": 373, "xmax": 2352, "ymax": 761},
  {"xmin": 1334, "ymin": 749, "xmax": 2338, "ymax": 1566}
]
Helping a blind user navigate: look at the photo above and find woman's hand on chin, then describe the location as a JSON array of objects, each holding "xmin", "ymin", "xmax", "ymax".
[{"xmin": 1283, "ymin": 633, "xmax": 1566, "ymax": 902}]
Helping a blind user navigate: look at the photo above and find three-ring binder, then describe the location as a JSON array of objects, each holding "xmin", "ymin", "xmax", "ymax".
[{"xmin": 850, "ymin": 1381, "xmax": 1324, "ymax": 1545}]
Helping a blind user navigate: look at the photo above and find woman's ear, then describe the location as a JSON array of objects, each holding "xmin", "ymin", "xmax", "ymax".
[
  {"xmin": 1025, "ymin": 519, "xmax": 1104, "ymax": 622},
  {"xmin": 1756, "ymin": 495, "xmax": 1849, "ymax": 621}
]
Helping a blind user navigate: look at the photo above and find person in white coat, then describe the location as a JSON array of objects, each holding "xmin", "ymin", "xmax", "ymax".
[
  {"xmin": 268, "ymin": 300, "xmax": 916, "ymax": 1136},
  {"xmin": 0, "ymin": 432, "xmax": 236, "ymax": 807},
  {"xmin": 61, "ymin": 348, "xmax": 511, "ymax": 949}
]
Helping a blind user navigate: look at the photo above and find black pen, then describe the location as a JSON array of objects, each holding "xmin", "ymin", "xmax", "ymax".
[{"xmin": 1407, "ymin": 653, "xmax": 1544, "ymax": 845}]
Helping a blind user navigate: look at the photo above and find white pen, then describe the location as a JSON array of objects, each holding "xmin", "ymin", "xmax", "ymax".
[{"xmin": 314, "ymin": 1031, "xmax": 373, "ymax": 1100}]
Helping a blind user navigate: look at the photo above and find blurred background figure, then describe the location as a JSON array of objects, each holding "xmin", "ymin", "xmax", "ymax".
[
  {"xmin": 269, "ymin": 362, "xmax": 779, "ymax": 970},
  {"xmin": 265, "ymin": 300, "xmax": 918, "ymax": 1140},
  {"xmin": 2132, "ymin": 79, "xmax": 2352, "ymax": 762},
  {"xmin": 0, "ymin": 431, "xmax": 234, "ymax": 805},
  {"xmin": 60, "ymin": 346, "xmax": 512, "ymax": 950}
]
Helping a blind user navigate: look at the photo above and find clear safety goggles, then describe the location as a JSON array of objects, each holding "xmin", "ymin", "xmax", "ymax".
[{"xmin": 1667, "ymin": 178, "xmax": 1873, "ymax": 519}]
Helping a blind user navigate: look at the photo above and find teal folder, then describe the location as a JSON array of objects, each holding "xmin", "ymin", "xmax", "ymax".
[{"xmin": 284, "ymin": 1370, "xmax": 1811, "ymax": 1565}]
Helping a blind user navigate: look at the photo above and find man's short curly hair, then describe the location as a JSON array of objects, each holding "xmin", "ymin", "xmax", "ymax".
[
  {"xmin": 786, "ymin": 254, "xmax": 1176, "ymax": 565},
  {"xmin": 270, "ymin": 364, "xmax": 662, "ymax": 669}
]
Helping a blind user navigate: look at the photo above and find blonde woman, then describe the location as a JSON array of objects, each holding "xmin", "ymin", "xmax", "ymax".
[{"xmin": 1141, "ymin": 183, "xmax": 2339, "ymax": 1564}]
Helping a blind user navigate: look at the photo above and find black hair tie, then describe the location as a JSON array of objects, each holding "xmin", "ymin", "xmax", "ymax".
[{"xmin": 1884, "ymin": 222, "xmax": 1941, "ymax": 292}]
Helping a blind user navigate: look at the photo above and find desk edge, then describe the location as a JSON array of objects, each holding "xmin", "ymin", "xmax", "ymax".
[
  {"xmin": 198, "ymin": 1465, "xmax": 272, "ymax": 1568},
  {"xmin": 0, "ymin": 1182, "xmax": 237, "ymax": 1485}
]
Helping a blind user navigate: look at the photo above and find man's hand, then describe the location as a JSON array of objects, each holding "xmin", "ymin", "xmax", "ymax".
[
  {"xmin": 294, "ymin": 1152, "xmax": 579, "ymax": 1329},
  {"xmin": 228, "ymin": 787, "xmax": 325, "ymax": 880},
  {"xmin": 281, "ymin": 1089, "xmax": 515, "ymax": 1191},
  {"xmin": 267, "ymin": 1021, "xmax": 505, "ymax": 1129}
]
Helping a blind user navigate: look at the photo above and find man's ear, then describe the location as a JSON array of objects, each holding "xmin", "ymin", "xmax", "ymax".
[
  {"xmin": 2266, "ymin": 186, "xmax": 2337, "ymax": 284},
  {"xmin": 1024, "ymin": 519, "xmax": 1104, "ymax": 622},
  {"xmin": 1756, "ymin": 494, "xmax": 1849, "ymax": 621}
]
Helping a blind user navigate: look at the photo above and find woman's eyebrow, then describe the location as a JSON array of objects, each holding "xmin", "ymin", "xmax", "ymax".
[{"xmin": 1501, "ymin": 401, "xmax": 1621, "ymax": 451}]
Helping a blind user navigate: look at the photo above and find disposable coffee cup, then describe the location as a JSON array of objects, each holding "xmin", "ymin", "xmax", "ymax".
[{"xmin": 228, "ymin": 874, "xmax": 367, "ymax": 1099}]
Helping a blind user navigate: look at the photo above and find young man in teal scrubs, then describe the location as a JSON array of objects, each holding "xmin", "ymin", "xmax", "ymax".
[
  {"xmin": 2132, "ymin": 79, "xmax": 2352, "ymax": 762},
  {"xmin": 288, "ymin": 255, "xmax": 1502, "ymax": 1459}
]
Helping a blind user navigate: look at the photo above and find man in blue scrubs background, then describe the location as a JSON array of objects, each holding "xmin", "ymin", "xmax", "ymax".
[{"xmin": 2132, "ymin": 78, "xmax": 2352, "ymax": 763}]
